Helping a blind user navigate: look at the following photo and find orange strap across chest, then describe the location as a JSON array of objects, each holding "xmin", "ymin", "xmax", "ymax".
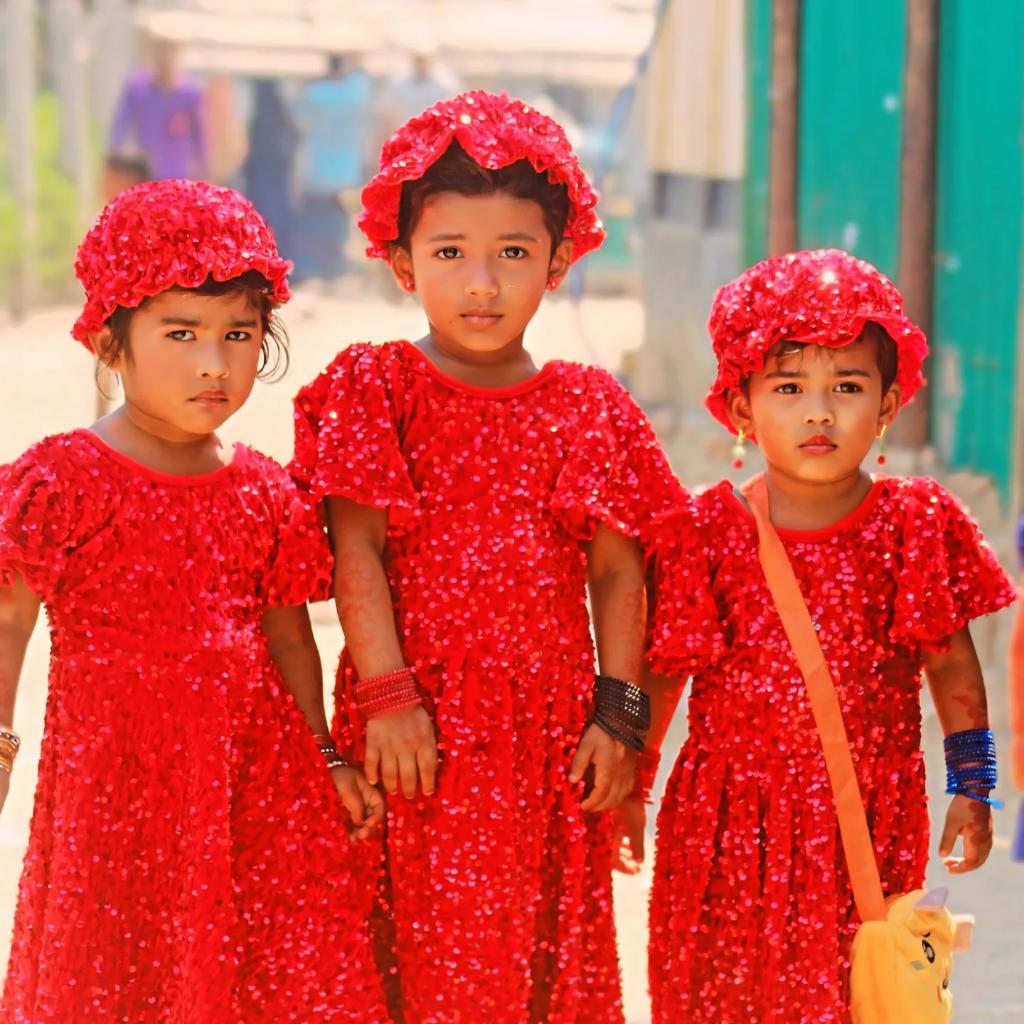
[{"xmin": 741, "ymin": 473, "xmax": 887, "ymax": 924}]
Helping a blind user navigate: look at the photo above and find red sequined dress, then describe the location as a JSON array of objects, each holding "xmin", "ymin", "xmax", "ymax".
[
  {"xmin": 291, "ymin": 340, "xmax": 683, "ymax": 1024},
  {"xmin": 0, "ymin": 430, "xmax": 389, "ymax": 1024},
  {"xmin": 647, "ymin": 476, "xmax": 1016, "ymax": 1024}
]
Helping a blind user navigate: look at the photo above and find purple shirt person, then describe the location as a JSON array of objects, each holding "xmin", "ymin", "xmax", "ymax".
[{"xmin": 108, "ymin": 41, "xmax": 206, "ymax": 181}]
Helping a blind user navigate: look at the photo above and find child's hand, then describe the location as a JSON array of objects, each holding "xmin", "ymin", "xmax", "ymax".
[
  {"xmin": 939, "ymin": 794, "xmax": 993, "ymax": 873},
  {"xmin": 330, "ymin": 765, "xmax": 385, "ymax": 841},
  {"xmin": 611, "ymin": 797, "xmax": 647, "ymax": 874},
  {"xmin": 569, "ymin": 723, "xmax": 637, "ymax": 812},
  {"xmin": 364, "ymin": 705, "xmax": 438, "ymax": 799}
]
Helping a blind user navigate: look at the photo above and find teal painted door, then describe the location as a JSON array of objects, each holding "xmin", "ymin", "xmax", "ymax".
[
  {"xmin": 932, "ymin": 1, "xmax": 1024, "ymax": 502},
  {"xmin": 796, "ymin": 1, "xmax": 905, "ymax": 276},
  {"xmin": 742, "ymin": 0, "xmax": 772, "ymax": 264}
]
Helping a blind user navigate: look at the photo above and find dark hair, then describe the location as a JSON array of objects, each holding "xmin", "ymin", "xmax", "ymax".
[
  {"xmin": 97, "ymin": 270, "xmax": 290, "ymax": 382},
  {"xmin": 394, "ymin": 141, "xmax": 571, "ymax": 254},
  {"xmin": 760, "ymin": 321, "xmax": 899, "ymax": 394}
]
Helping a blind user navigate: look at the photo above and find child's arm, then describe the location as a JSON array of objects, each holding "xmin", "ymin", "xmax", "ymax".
[
  {"xmin": 327, "ymin": 497, "xmax": 437, "ymax": 800},
  {"xmin": 570, "ymin": 525, "xmax": 646, "ymax": 813},
  {"xmin": 924, "ymin": 625, "xmax": 994, "ymax": 873},
  {"xmin": 260, "ymin": 603, "xmax": 384, "ymax": 839},
  {"xmin": 0, "ymin": 573, "xmax": 41, "ymax": 813}
]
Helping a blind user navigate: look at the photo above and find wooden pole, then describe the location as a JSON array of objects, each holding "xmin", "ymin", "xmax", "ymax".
[
  {"xmin": 768, "ymin": 0, "xmax": 800, "ymax": 254},
  {"xmin": 5, "ymin": 0, "xmax": 38, "ymax": 319},
  {"xmin": 893, "ymin": 0, "xmax": 939, "ymax": 449}
]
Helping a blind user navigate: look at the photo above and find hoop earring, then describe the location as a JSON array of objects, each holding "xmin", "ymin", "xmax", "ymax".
[
  {"xmin": 731, "ymin": 428, "xmax": 747, "ymax": 469},
  {"xmin": 876, "ymin": 424, "xmax": 888, "ymax": 465}
]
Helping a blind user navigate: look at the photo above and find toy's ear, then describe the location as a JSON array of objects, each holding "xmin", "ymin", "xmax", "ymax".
[
  {"xmin": 915, "ymin": 887, "xmax": 949, "ymax": 910},
  {"xmin": 952, "ymin": 915, "xmax": 975, "ymax": 952}
]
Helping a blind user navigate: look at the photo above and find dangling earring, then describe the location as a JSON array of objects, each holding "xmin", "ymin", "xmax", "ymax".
[
  {"xmin": 876, "ymin": 424, "xmax": 888, "ymax": 465},
  {"xmin": 547, "ymin": 277, "xmax": 559, "ymax": 291},
  {"xmin": 731, "ymin": 428, "xmax": 747, "ymax": 469},
  {"xmin": 402, "ymin": 278, "xmax": 414, "ymax": 291}
]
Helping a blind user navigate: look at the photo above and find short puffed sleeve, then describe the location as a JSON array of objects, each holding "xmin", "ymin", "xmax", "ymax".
[
  {"xmin": 290, "ymin": 343, "xmax": 418, "ymax": 535},
  {"xmin": 551, "ymin": 367, "xmax": 684, "ymax": 543},
  {"xmin": 646, "ymin": 496, "xmax": 725, "ymax": 678},
  {"xmin": 0, "ymin": 442, "xmax": 75, "ymax": 600},
  {"xmin": 892, "ymin": 477, "xmax": 1016, "ymax": 651},
  {"xmin": 256, "ymin": 458, "xmax": 334, "ymax": 606}
]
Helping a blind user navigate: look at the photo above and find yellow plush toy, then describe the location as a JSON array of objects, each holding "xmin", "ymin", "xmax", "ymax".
[{"xmin": 850, "ymin": 888, "xmax": 973, "ymax": 1024}]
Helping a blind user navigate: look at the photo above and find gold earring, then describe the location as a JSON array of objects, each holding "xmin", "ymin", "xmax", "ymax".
[
  {"xmin": 876, "ymin": 424, "xmax": 888, "ymax": 465},
  {"xmin": 731, "ymin": 428, "xmax": 747, "ymax": 469}
]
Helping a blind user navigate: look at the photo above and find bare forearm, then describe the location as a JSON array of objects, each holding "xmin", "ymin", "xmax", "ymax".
[
  {"xmin": 641, "ymin": 665, "xmax": 686, "ymax": 754},
  {"xmin": 0, "ymin": 576, "xmax": 40, "ymax": 724},
  {"xmin": 335, "ymin": 544, "xmax": 405, "ymax": 677},
  {"xmin": 261, "ymin": 606, "xmax": 329, "ymax": 734},
  {"xmin": 925, "ymin": 626, "xmax": 990, "ymax": 734},
  {"xmin": 590, "ymin": 570, "xmax": 645, "ymax": 681}
]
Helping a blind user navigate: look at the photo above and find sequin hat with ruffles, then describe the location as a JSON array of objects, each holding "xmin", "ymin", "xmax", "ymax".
[
  {"xmin": 359, "ymin": 90, "xmax": 605, "ymax": 264},
  {"xmin": 72, "ymin": 178, "xmax": 292, "ymax": 350},
  {"xmin": 705, "ymin": 248, "xmax": 929, "ymax": 432}
]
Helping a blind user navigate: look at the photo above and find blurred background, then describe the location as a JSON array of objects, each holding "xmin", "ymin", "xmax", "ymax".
[{"xmin": 1, "ymin": 1, "xmax": 1023, "ymax": 1021}]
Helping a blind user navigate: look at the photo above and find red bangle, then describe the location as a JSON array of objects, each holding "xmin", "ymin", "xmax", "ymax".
[{"xmin": 354, "ymin": 666, "xmax": 422, "ymax": 721}]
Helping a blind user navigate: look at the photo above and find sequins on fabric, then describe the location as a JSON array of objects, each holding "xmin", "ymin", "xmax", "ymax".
[
  {"xmin": 646, "ymin": 476, "xmax": 1016, "ymax": 1024},
  {"xmin": 0, "ymin": 431, "xmax": 389, "ymax": 1023},
  {"xmin": 705, "ymin": 249, "xmax": 929, "ymax": 431},
  {"xmin": 358, "ymin": 91, "xmax": 606, "ymax": 264},
  {"xmin": 291, "ymin": 341, "xmax": 684, "ymax": 1024},
  {"xmin": 71, "ymin": 179, "xmax": 292, "ymax": 349}
]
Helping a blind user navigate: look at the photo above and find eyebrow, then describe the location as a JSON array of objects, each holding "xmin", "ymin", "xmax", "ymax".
[
  {"xmin": 764, "ymin": 367, "xmax": 874, "ymax": 379},
  {"xmin": 424, "ymin": 231, "xmax": 540, "ymax": 243},
  {"xmin": 158, "ymin": 316, "xmax": 258, "ymax": 328}
]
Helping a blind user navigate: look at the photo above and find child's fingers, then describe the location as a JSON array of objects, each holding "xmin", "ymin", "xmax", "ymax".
[
  {"xmin": 628, "ymin": 820, "xmax": 646, "ymax": 864},
  {"xmin": 379, "ymin": 751, "xmax": 400, "ymax": 796},
  {"xmin": 937, "ymin": 814, "xmax": 960, "ymax": 859},
  {"xmin": 417, "ymin": 742, "xmax": 438, "ymax": 796},
  {"xmin": 568, "ymin": 733, "xmax": 594, "ymax": 784},
  {"xmin": 581, "ymin": 758, "xmax": 611, "ymax": 811},
  {"xmin": 362, "ymin": 786, "xmax": 386, "ymax": 830},
  {"xmin": 398, "ymin": 750, "xmax": 420, "ymax": 800},
  {"xmin": 364, "ymin": 742, "xmax": 381, "ymax": 786}
]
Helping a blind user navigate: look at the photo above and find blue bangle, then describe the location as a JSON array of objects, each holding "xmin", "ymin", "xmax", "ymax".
[{"xmin": 944, "ymin": 728, "xmax": 1003, "ymax": 808}]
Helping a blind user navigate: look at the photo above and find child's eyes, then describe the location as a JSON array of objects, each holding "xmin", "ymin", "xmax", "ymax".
[
  {"xmin": 226, "ymin": 331, "xmax": 252, "ymax": 342},
  {"xmin": 435, "ymin": 246, "xmax": 461, "ymax": 260},
  {"xmin": 500, "ymin": 246, "xmax": 528, "ymax": 259},
  {"xmin": 834, "ymin": 381, "xmax": 863, "ymax": 393},
  {"xmin": 774, "ymin": 383, "xmax": 800, "ymax": 395},
  {"xmin": 168, "ymin": 329, "xmax": 196, "ymax": 342}
]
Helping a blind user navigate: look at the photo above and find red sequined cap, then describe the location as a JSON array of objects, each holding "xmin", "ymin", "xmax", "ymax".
[
  {"xmin": 359, "ymin": 90, "xmax": 606, "ymax": 264},
  {"xmin": 705, "ymin": 248, "xmax": 929, "ymax": 432},
  {"xmin": 72, "ymin": 179, "xmax": 292, "ymax": 350}
]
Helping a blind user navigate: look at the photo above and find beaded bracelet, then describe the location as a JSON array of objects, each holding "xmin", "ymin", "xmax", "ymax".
[
  {"xmin": 312, "ymin": 733, "xmax": 349, "ymax": 771},
  {"xmin": 592, "ymin": 675, "xmax": 651, "ymax": 753},
  {"xmin": 944, "ymin": 727, "xmax": 1003, "ymax": 808},
  {"xmin": 0, "ymin": 727, "xmax": 20, "ymax": 775},
  {"xmin": 354, "ymin": 666, "xmax": 422, "ymax": 721},
  {"xmin": 631, "ymin": 748, "xmax": 661, "ymax": 804}
]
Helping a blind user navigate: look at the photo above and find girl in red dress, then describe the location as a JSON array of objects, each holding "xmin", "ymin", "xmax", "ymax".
[
  {"xmin": 291, "ymin": 92, "xmax": 683, "ymax": 1023},
  {"xmin": 632, "ymin": 249, "xmax": 1016, "ymax": 1023},
  {"xmin": 0, "ymin": 180, "xmax": 389, "ymax": 1023}
]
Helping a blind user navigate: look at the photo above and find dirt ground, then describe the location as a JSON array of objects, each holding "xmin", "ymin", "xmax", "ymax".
[{"xmin": 1, "ymin": 284, "xmax": 1021, "ymax": 1021}]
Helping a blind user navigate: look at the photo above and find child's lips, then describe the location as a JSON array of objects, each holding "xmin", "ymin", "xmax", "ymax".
[
  {"xmin": 460, "ymin": 310, "xmax": 503, "ymax": 329},
  {"xmin": 800, "ymin": 434, "xmax": 837, "ymax": 454},
  {"xmin": 189, "ymin": 391, "xmax": 229, "ymax": 406}
]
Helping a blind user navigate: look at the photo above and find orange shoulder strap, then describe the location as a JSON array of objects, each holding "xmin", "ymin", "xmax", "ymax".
[{"xmin": 741, "ymin": 474, "xmax": 887, "ymax": 923}]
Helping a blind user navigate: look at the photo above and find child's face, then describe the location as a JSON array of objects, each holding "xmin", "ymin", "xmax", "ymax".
[
  {"xmin": 728, "ymin": 335, "xmax": 900, "ymax": 485},
  {"xmin": 97, "ymin": 288, "xmax": 264, "ymax": 442},
  {"xmin": 392, "ymin": 190, "xmax": 572, "ymax": 356}
]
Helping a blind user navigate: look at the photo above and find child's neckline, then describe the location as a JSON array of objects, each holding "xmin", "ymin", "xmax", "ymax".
[
  {"xmin": 726, "ymin": 476, "xmax": 887, "ymax": 540},
  {"xmin": 76, "ymin": 428, "xmax": 244, "ymax": 485},
  {"xmin": 398, "ymin": 339, "xmax": 558, "ymax": 398}
]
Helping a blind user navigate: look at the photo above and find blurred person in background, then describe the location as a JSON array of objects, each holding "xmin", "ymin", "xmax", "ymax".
[
  {"xmin": 107, "ymin": 37, "xmax": 207, "ymax": 182},
  {"xmin": 243, "ymin": 79, "xmax": 299, "ymax": 257},
  {"xmin": 291, "ymin": 53, "xmax": 373, "ymax": 284},
  {"xmin": 376, "ymin": 45, "xmax": 461, "ymax": 142}
]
